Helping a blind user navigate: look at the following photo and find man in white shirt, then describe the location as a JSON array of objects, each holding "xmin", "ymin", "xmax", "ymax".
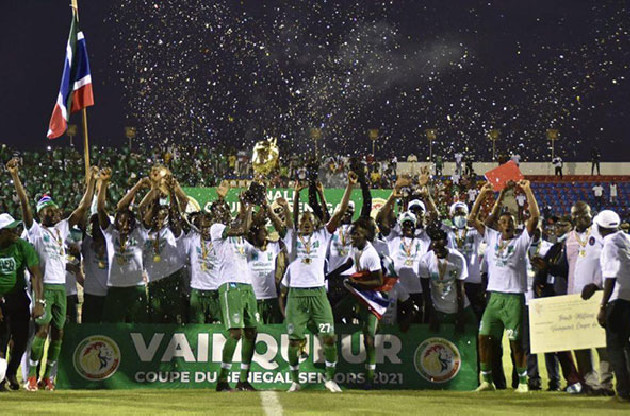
[
  {"xmin": 7, "ymin": 158, "xmax": 97, "ymax": 391},
  {"xmin": 566, "ymin": 201, "xmax": 613, "ymax": 394},
  {"xmin": 610, "ymin": 182, "xmax": 618, "ymax": 205},
  {"xmin": 552, "ymin": 156, "xmax": 563, "ymax": 178},
  {"xmin": 468, "ymin": 179, "xmax": 539, "ymax": 393},
  {"xmin": 595, "ymin": 210, "xmax": 630, "ymax": 403}
]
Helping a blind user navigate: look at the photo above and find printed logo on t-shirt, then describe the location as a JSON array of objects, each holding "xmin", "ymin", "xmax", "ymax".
[
  {"xmin": 0, "ymin": 258, "xmax": 17, "ymax": 274},
  {"xmin": 493, "ymin": 245, "xmax": 514, "ymax": 267}
]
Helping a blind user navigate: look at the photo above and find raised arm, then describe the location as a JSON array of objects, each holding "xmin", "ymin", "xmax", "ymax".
[
  {"xmin": 485, "ymin": 185, "xmax": 510, "ymax": 229},
  {"xmin": 6, "ymin": 157, "xmax": 34, "ymax": 229},
  {"xmin": 316, "ymin": 181, "xmax": 330, "ymax": 223},
  {"xmin": 222, "ymin": 197, "xmax": 253, "ymax": 237},
  {"xmin": 97, "ymin": 168, "xmax": 112, "ymax": 229},
  {"xmin": 292, "ymin": 181, "xmax": 305, "ymax": 230},
  {"xmin": 468, "ymin": 183, "xmax": 493, "ymax": 236},
  {"xmin": 267, "ymin": 202, "xmax": 287, "ymax": 238},
  {"xmin": 326, "ymin": 171, "xmax": 357, "ymax": 233},
  {"xmin": 167, "ymin": 176, "xmax": 183, "ymax": 236},
  {"xmin": 276, "ymin": 197, "xmax": 293, "ymax": 230},
  {"xmin": 376, "ymin": 188, "xmax": 400, "ymax": 236},
  {"xmin": 117, "ymin": 177, "xmax": 151, "ymax": 212},
  {"xmin": 519, "ymin": 179, "xmax": 540, "ymax": 236},
  {"xmin": 68, "ymin": 165, "xmax": 99, "ymax": 228}
]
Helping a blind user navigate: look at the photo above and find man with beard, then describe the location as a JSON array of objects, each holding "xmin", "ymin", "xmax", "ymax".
[
  {"xmin": 468, "ymin": 180, "xmax": 539, "ymax": 393},
  {"xmin": 7, "ymin": 158, "xmax": 97, "ymax": 391}
]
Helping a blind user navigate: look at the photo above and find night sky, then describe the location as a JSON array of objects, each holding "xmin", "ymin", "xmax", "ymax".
[{"xmin": 1, "ymin": 0, "xmax": 629, "ymax": 161}]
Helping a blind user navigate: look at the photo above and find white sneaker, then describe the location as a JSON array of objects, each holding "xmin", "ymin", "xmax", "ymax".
[
  {"xmin": 287, "ymin": 382, "xmax": 301, "ymax": 392},
  {"xmin": 474, "ymin": 381, "xmax": 496, "ymax": 392},
  {"xmin": 567, "ymin": 382, "xmax": 582, "ymax": 394},
  {"xmin": 324, "ymin": 380, "xmax": 342, "ymax": 393},
  {"xmin": 516, "ymin": 383, "xmax": 529, "ymax": 393}
]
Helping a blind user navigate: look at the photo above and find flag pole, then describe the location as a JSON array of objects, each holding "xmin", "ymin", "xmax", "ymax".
[{"xmin": 71, "ymin": 0, "xmax": 90, "ymax": 180}]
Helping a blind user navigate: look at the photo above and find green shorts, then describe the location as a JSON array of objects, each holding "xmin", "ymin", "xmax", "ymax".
[
  {"xmin": 479, "ymin": 292, "xmax": 524, "ymax": 341},
  {"xmin": 435, "ymin": 306, "xmax": 477, "ymax": 325},
  {"xmin": 218, "ymin": 282, "xmax": 259, "ymax": 330},
  {"xmin": 257, "ymin": 298, "xmax": 283, "ymax": 324},
  {"xmin": 103, "ymin": 285, "xmax": 149, "ymax": 323},
  {"xmin": 358, "ymin": 301, "xmax": 378, "ymax": 337},
  {"xmin": 190, "ymin": 288, "xmax": 221, "ymax": 324},
  {"xmin": 285, "ymin": 287, "xmax": 335, "ymax": 340},
  {"xmin": 35, "ymin": 284, "xmax": 67, "ymax": 330}
]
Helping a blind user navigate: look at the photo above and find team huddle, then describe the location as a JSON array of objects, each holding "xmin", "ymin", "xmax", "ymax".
[{"xmin": 0, "ymin": 157, "xmax": 629, "ymax": 401}]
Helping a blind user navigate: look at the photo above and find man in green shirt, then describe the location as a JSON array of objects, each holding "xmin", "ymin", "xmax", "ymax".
[{"xmin": 0, "ymin": 213, "xmax": 45, "ymax": 389}]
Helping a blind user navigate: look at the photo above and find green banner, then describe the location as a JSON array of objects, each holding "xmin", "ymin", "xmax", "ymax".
[
  {"xmin": 57, "ymin": 324, "xmax": 477, "ymax": 390},
  {"xmin": 182, "ymin": 188, "xmax": 392, "ymax": 219}
]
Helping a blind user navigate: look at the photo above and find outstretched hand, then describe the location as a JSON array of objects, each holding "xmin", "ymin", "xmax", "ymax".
[
  {"xmin": 99, "ymin": 167, "xmax": 112, "ymax": 182},
  {"xmin": 5, "ymin": 157, "xmax": 19, "ymax": 175}
]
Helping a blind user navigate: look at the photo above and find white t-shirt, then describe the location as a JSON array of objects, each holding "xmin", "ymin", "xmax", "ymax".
[
  {"xmin": 81, "ymin": 235, "xmax": 109, "ymax": 297},
  {"xmin": 566, "ymin": 228, "xmax": 603, "ymax": 295},
  {"xmin": 610, "ymin": 184, "xmax": 618, "ymax": 197},
  {"xmin": 601, "ymin": 231, "xmax": 630, "ymax": 302},
  {"xmin": 182, "ymin": 231, "xmax": 220, "ymax": 290},
  {"xmin": 386, "ymin": 233, "xmax": 430, "ymax": 294},
  {"xmin": 419, "ymin": 249, "xmax": 470, "ymax": 314},
  {"xmin": 511, "ymin": 154, "xmax": 521, "ymax": 165},
  {"xmin": 454, "ymin": 153, "xmax": 463, "ymax": 163},
  {"xmin": 352, "ymin": 242, "xmax": 382, "ymax": 273},
  {"xmin": 525, "ymin": 240, "xmax": 552, "ymax": 304},
  {"xmin": 210, "ymin": 223, "xmax": 250, "ymax": 286},
  {"xmin": 373, "ymin": 237, "xmax": 390, "ymax": 257},
  {"xmin": 485, "ymin": 227, "xmax": 531, "ymax": 294},
  {"xmin": 245, "ymin": 241, "xmax": 281, "ymax": 299},
  {"xmin": 101, "ymin": 224, "xmax": 147, "ymax": 287},
  {"xmin": 592, "ymin": 186, "xmax": 604, "ymax": 197},
  {"xmin": 379, "ymin": 281, "xmax": 410, "ymax": 325},
  {"xmin": 27, "ymin": 219, "xmax": 70, "ymax": 285},
  {"xmin": 468, "ymin": 189, "xmax": 478, "ymax": 202},
  {"xmin": 282, "ymin": 228, "xmax": 331, "ymax": 288},
  {"xmin": 446, "ymin": 227, "xmax": 483, "ymax": 284},
  {"xmin": 142, "ymin": 226, "xmax": 185, "ymax": 282},
  {"xmin": 515, "ymin": 194, "xmax": 527, "ymax": 207},
  {"xmin": 552, "ymin": 157, "xmax": 562, "ymax": 167},
  {"xmin": 327, "ymin": 224, "xmax": 355, "ymax": 276}
]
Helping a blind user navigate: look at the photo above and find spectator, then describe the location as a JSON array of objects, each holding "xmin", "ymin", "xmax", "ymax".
[
  {"xmin": 591, "ymin": 147, "xmax": 601, "ymax": 175},
  {"xmin": 610, "ymin": 182, "xmax": 618, "ymax": 205},
  {"xmin": 552, "ymin": 156, "xmax": 563, "ymax": 178},
  {"xmin": 454, "ymin": 152, "xmax": 463, "ymax": 175},
  {"xmin": 511, "ymin": 152, "xmax": 521, "ymax": 166},
  {"xmin": 435, "ymin": 155, "xmax": 443, "ymax": 176},
  {"xmin": 592, "ymin": 182, "xmax": 604, "ymax": 209}
]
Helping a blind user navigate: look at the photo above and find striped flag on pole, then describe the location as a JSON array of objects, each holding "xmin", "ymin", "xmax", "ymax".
[{"xmin": 47, "ymin": 8, "xmax": 94, "ymax": 139}]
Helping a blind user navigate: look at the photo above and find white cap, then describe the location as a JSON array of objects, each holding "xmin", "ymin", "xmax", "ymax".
[
  {"xmin": 398, "ymin": 211, "xmax": 417, "ymax": 228},
  {"xmin": 408, "ymin": 199, "xmax": 425, "ymax": 212},
  {"xmin": 593, "ymin": 210, "xmax": 621, "ymax": 229},
  {"xmin": 449, "ymin": 201, "xmax": 469, "ymax": 217},
  {"xmin": 347, "ymin": 201, "xmax": 356, "ymax": 211},
  {"xmin": 0, "ymin": 213, "xmax": 22, "ymax": 230}
]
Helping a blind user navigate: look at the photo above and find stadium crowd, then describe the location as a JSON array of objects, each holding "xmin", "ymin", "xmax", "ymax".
[{"xmin": 0, "ymin": 148, "xmax": 629, "ymax": 403}]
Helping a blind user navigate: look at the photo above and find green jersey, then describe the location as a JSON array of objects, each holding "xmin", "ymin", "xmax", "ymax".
[{"xmin": 0, "ymin": 239, "xmax": 39, "ymax": 296}]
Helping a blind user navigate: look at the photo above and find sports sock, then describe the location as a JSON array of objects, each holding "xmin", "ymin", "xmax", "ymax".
[
  {"xmin": 365, "ymin": 342, "xmax": 376, "ymax": 381},
  {"xmin": 324, "ymin": 341, "xmax": 338, "ymax": 381},
  {"xmin": 29, "ymin": 335, "xmax": 46, "ymax": 377},
  {"xmin": 517, "ymin": 367, "xmax": 527, "ymax": 385},
  {"xmin": 240, "ymin": 336, "xmax": 255, "ymax": 383},
  {"xmin": 44, "ymin": 339, "xmax": 62, "ymax": 378},
  {"xmin": 288, "ymin": 343, "xmax": 300, "ymax": 383},
  {"xmin": 480, "ymin": 362, "xmax": 493, "ymax": 384},
  {"xmin": 218, "ymin": 336, "xmax": 237, "ymax": 382}
]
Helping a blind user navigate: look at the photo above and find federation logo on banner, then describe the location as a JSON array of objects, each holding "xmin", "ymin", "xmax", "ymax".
[
  {"xmin": 73, "ymin": 335, "xmax": 121, "ymax": 381},
  {"xmin": 413, "ymin": 337, "xmax": 461, "ymax": 383}
]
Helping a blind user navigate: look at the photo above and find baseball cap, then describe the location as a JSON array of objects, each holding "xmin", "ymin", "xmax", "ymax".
[
  {"xmin": 36, "ymin": 195, "xmax": 58, "ymax": 213},
  {"xmin": 0, "ymin": 213, "xmax": 22, "ymax": 230},
  {"xmin": 593, "ymin": 210, "xmax": 620, "ymax": 229},
  {"xmin": 408, "ymin": 199, "xmax": 425, "ymax": 212},
  {"xmin": 398, "ymin": 211, "xmax": 417, "ymax": 228},
  {"xmin": 449, "ymin": 201, "xmax": 469, "ymax": 217}
]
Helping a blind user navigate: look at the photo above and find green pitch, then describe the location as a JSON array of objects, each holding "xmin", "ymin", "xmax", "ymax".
[{"xmin": 0, "ymin": 389, "xmax": 626, "ymax": 415}]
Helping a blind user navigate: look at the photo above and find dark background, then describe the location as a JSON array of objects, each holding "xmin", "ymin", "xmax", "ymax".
[{"xmin": 1, "ymin": 0, "xmax": 628, "ymax": 161}]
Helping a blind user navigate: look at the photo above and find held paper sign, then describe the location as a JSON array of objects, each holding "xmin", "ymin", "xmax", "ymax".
[{"xmin": 529, "ymin": 293, "xmax": 606, "ymax": 354}]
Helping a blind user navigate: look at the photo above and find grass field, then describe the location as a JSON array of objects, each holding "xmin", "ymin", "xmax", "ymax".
[{"xmin": 1, "ymin": 389, "xmax": 628, "ymax": 415}]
